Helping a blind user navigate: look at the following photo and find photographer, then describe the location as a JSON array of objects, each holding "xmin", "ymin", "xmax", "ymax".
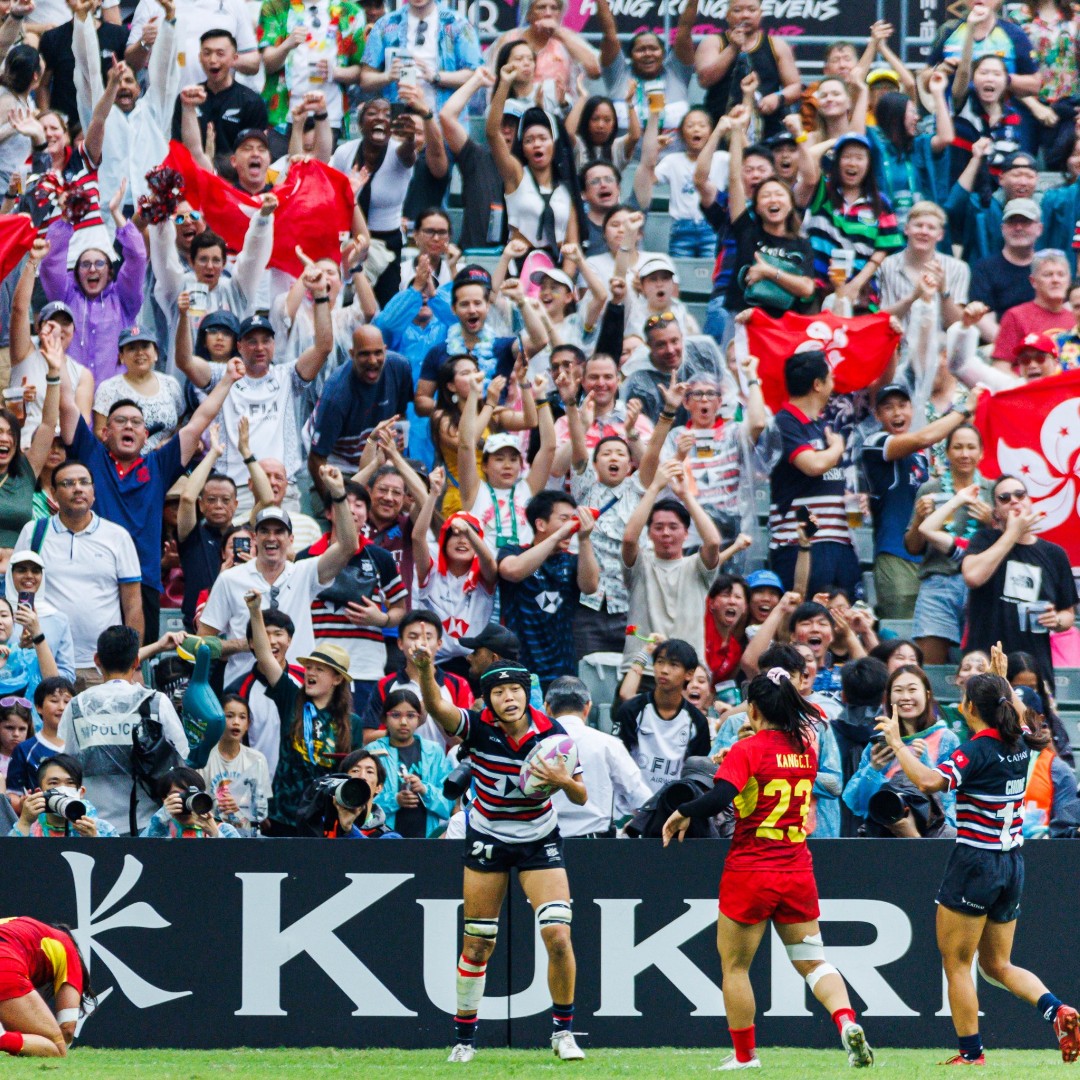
[
  {"xmin": 305, "ymin": 749, "xmax": 401, "ymax": 839},
  {"xmin": 8, "ymin": 755, "xmax": 118, "ymax": 837},
  {"xmin": 139, "ymin": 767, "xmax": 242, "ymax": 838},
  {"xmin": 863, "ymin": 777, "xmax": 956, "ymax": 838}
]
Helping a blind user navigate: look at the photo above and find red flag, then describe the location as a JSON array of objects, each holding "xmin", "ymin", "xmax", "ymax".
[
  {"xmin": 164, "ymin": 142, "xmax": 354, "ymax": 277},
  {"xmin": 744, "ymin": 308, "xmax": 901, "ymax": 413},
  {"xmin": 975, "ymin": 369, "xmax": 1080, "ymax": 567},
  {"xmin": 0, "ymin": 214, "xmax": 38, "ymax": 283}
]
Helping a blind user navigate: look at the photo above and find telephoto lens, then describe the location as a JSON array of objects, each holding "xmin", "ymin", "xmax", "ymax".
[
  {"xmin": 182, "ymin": 788, "xmax": 214, "ymax": 816},
  {"xmin": 868, "ymin": 787, "xmax": 909, "ymax": 827},
  {"xmin": 44, "ymin": 790, "xmax": 87, "ymax": 822},
  {"xmin": 327, "ymin": 776, "xmax": 370, "ymax": 810}
]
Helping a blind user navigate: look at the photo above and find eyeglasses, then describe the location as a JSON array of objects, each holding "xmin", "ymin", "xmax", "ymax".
[
  {"xmin": 585, "ymin": 175, "xmax": 615, "ymax": 187},
  {"xmin": 78, "ymin": 259, "xmax": 108, "ymax": 271},
  {"xmin": 419, "ymin": 227, "xmax": 449, "ymax": 237},
  {"xmin": 995, "ymin": 488, "xmax": 1028, "ymax": 504},
  {"xmin": 0, "ymin": 696, "xmax": 32, "ymax": 709},
  {"xmin": 269, "ymin": 585, "xmax": 280, "ymax": 611},
  {"xmin": 174, "ymin": 211, "xmax": 203, "ymax": 225},
  {"xmin": 55, "ymin": 477, "xmax": 93, "ymax": 488},
  {"xmin": 644, "ymin": 311, "xmax": 677, "ymax": 331},
  {"xmin": 110, "ymin": 415, "xmax": 145, "ymax": 428},
  {"xmin": 415, "ymin": 17, "xmax": 427, "ymax": 45},
  {"xmin": 686, "ymin": 389, "xmax": 720, "ymax": 400}
]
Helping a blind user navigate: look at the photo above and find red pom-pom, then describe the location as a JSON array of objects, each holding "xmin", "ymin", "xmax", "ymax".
[
  {"xmin": 61, "ymin": 187, "xmax": 93, "ymax": 225},
  {"xmin": 138, "ymin": 166, "xmax": 185, "ymax": 225}
]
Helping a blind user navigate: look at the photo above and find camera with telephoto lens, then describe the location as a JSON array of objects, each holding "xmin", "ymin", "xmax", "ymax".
[
  {"xmin": 443, "ymin": 755, "xmax": 473, "ymax": 801},
  {"xmin": 867, "ymin": 787, "xmax": 908, "ymax": 827},
  {"xmin": 181, "ymin": 787, "xmax": 214, "ymax": 816},
  {"xmin": 318, "ymin": 775, "xmax": 370, "ymax": 810},
  {"xmin": 44, "ymin": 790, "xmax": 86, "ymax": 822}
]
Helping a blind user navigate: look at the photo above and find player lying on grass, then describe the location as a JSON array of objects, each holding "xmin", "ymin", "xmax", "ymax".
[
  {"xmin": 412, "ymin": 645, "xmax": 588, "ymax": 1064},
  {"xmin": 663, "ymin": 667, "xmax": 874, "ymax": 1070}
]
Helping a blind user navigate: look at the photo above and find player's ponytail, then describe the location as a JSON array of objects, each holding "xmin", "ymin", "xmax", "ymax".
[
  {"xmin": 964, "ymin": 673, "xmax": 1024, "ymax": 748},
  {"xmin": 746, "ymin": 669, "xmax": 817, "ymax": 752}
]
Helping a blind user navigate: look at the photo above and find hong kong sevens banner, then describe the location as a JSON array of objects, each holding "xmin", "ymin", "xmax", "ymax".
[{"xmin": 975, "ymin": 369, "xmax": 1080, "ymax": 570}]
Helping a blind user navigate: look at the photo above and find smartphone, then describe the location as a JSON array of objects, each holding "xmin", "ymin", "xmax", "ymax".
[
  {"xmin": 795, "ymin": 504, "xmax": 819, "ymax": 539},
  {"xmin": 390, "ymin": 101, "xmax": 410, "ymax": 120},
  {"xmin": 233, "ymin": 536, "xmax": 251, "ymax": 556},
  {"xmin": 17, "ymin": 591, "xmax": 33, "ymax": 609}
]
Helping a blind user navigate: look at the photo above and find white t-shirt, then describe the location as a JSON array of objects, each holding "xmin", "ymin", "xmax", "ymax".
[
  {"xmin": 654, "ymin": 151, "xmax": 729, "ymax": 222},
  {"xmin": 631, "ymin": 702, "xmax": 695, "ymax": 795},
  {"xmin": 129, "ymin": 0, "xmax": 258, "ymax": 88},
  {"xmin": 405, "ymin": 11, "xmax": 439, "ymax": 112},
  {"xmin": 469, "ymin": 481, "xmax": 532, "ymax": 555},
  {"xmin": 200, "ymin": 557, "xmax": 325, "ymax": 686},
  {"xmin": 329, "ymin": 138, "xmax": 414, "ymax": 232},
  {"xmin": 32, "ymin": 0, "xmax": 117, "ymax": 27},
  {"xmin": 415, "ymin": 569, "xmax": 495, "ymax": 661},
  {"xmin": 9, "ymin": 350, "xmax": 86, "ymax": 449}
]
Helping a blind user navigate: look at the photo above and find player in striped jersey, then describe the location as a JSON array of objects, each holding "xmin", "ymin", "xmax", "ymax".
[
  {"xmin": 878, "ymin": 671, "xmax": 1080, "ymax": 1065},
  {"xmin": 412, "ymin": 647, "xmax": 587, "ymax": 1064}
]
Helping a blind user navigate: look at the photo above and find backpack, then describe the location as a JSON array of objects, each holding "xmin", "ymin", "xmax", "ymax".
[{"xmin": 129, "ymin": 692, "xmax": 185, "ymax": 836}]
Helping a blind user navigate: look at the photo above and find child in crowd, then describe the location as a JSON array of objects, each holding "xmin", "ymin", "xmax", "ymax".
[
  {"xmin": 201, "ymin": 694, "xmax": 272, "ymax": 836},
  {"xmin": 3, "ymin": 676, "xmax": 73, "ymax": 803}
]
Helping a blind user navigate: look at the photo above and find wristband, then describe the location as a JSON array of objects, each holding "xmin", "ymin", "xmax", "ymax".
[
  {"xmin": 243, "ymin": 454, "xmax": 257, "ymax": 464},
  {"xmin": 348, "ymin": 262, "xmax": 365, "ymax": 274},
  {"xmin": 330, "ymin": 492, "xmax": 348, "ymax": 503},
  {"xmin": 418, "ymin": 110, "xmax": 434, "ymax": 120},
  {"xmin": 55, "ymin": 1008, "xmax": 79, "ymax": 1025},
  {"xmin": 45, "ymin": 375, "xmax": 61, "ymax": 385},
  {"xmin": 32, "ymin": 632, "xmax": 45, "ymax": 645},
  {"xmin": 631, "ymin": 650, "xmax": 650, "ymax": 668},
  {"xmin": 314, "ymin": 295, "xmax": 330, "ymax": 304},
  {"xmin": 747, "ymin": 378, "xmax": 760, "ymax": 387},
  {"xmin": 31, "ymin": 141, "xmax": 47, "ymax": 152},
  {"xmin": 794, "ymin": 133, "xmax": 808, "ymax": 144},
  {"xmin": 659, "ymin": 409, "xmax": 677, "ymax": 422},
  {"xmin": 312, "ymin": 111, "xmax": 329, "ymax": 121},
  {"xmin": 537, "ymin": 399, "xmax": 551, "ymax": 409}
]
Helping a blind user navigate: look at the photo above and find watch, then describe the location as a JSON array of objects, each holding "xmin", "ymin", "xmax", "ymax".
[{"xmin": 432, "ymin": 70, "xmax": 442, "ymax": 87}]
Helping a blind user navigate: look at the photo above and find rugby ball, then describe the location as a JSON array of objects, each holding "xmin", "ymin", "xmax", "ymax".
[{"xmin": 519, "ymin": 735, "xmax": 579, "ymax": 796}]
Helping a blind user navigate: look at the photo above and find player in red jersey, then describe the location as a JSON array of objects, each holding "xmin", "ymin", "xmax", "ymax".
[
  {"xmin": 0, "ymin": 917, "xmax": 94, "ymax": 1057},
  {"xmin": 663, "ymin": 667, "xmax": 874, "ymax": 1070}
]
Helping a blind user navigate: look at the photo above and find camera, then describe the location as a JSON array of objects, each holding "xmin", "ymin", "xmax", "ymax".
[
  {"xmin": 318, "ymin": 775, "xmax": 370, "ymax": 810},
  {"xmin": 181, "ymin": 787, "xmax": 214, "ymax": 816},
  {"xmin": 44, "ymin": 790, "xmax": 86, "ymax": 822},
  {"xmin": 867, "ymin": 787, "xmax": 908, "ymax": 827},
  {"xmin": 443, "ymin": 759, "xmax": 473, "ymax": 802}
]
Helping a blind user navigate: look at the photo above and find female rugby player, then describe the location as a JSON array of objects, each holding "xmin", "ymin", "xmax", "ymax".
[{"xmin": 663, "ymin": 667, "xmax": 874, "ymax": 1070}]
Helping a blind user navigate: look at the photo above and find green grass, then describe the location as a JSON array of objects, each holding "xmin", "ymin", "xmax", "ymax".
[{"xmin": 0, "ymin": 1047, "xmax": 1070, "ymax": 1078}]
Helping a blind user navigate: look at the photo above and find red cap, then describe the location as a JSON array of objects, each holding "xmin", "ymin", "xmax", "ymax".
[{"xmin": 1013, "ymin": 331, "xmax": 1059, "ymax": 360}]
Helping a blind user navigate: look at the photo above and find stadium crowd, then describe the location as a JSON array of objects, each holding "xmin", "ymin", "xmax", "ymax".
[{"xmin": 0, "ymin": 0, "xmax": 1077, "ymax": 843}]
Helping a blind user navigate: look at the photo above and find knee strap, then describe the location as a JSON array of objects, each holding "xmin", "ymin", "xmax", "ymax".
[
  {"xmin": 463, "ymin": 917, "xmax": 499, "ymax": 940},
  {"xmin": 785, "ymin": 933, "xmax": 825, "ymax": 963},
  {"xmin": 536, "ymin": 900, "xmax": 573, "ymax": 928},
  {"xmin": 805, "ymin": 962, "xmax": 840, "ymax": 993}
]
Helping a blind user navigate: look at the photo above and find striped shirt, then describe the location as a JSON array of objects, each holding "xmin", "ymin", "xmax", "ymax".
[
  {"xmin": 768, "ymin": 405, "xmax": 850, "ymax": 549},
  {"xmin": 935, "ymin": 729, "xmax": 1028, "ymax": 851},
  {"xmin": 454, "ymin": 706, "xmax": 581, "ymax": 844},
  {"xmin": 878, "ymin": 250, "xmax": 971, "ymax": 332}
]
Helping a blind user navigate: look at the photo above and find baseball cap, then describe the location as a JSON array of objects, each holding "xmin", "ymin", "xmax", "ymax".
[
  {"xmin": 238, "ymin": 314, "xmax": 274, "ymax": 340},
  {"xmin": 875, "ymin": 382, "xmax": 911, "ymax": 405},
  {"xmin": 117, "ymin": 324, "xmax": 158, "ymax": 349},
  {"xmin": 637, "ymin": 254, "xmax": 680, "ymax": 283},
  {"xmin": 745, "ymin": 569, "xmax": 784, "ymax": 593},
  {"xmin": 1015, "ymin": 684, "xmax": 1045, "ymax": 716},
  {"xmin": 766, "ymin": 130, "xmax": 797, "ymax": 148},
  {"xmin": 9, "ymin": 549, "xmax": 44, "ymax": 570},
  {"xmin": 834, "ymin": 132, "xmax": 872, "ymax": 154},
  {"xmin": 460, "ymin": 623, "xmax": 522, "ymax": 659},
  {"xmin": 297, "ymin": 643, "xmax": 351, "ymax": 680},
  {"xmin": 529, "ymin": 266, "xmax": 576, "ymax": 291},
  {"xmin": 254, "ymin": 506, "xmax": 293, "ymax": 532},
  {"xmin": 235, "ymin": 127, "xmax": 269, "ymax": 148},
  {"xmin": 866, "ymin": 69, "xmax": 900, "ymax": 87},
  {"xmin": 38, "ymin": 300, "xmax": 74, "ymax": 325},
  {"xmin": 1014, "ymin": 331, "xmax": 1059, "ymax": 359},
  {"xmin": 1002, "ymin": 198, "xmax": 1041, "ymax": 222},
  {"xmin": 482, "ymin": 432, "xmax": 522, "ymax": 456},
  {"xmin": 452, "ymin": 264, "xmax": 493, "ymax": 298},
  {"xmin": 1001, "ymin": 151, "xmax": 1037, "ymax": 173},
  {"xmin": 198, "ymin": 309, "xmax": 241, "ymax": 336}
]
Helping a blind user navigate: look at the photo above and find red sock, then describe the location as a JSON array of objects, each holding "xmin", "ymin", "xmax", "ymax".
[
  {"xmin": 729, "ymin": 1025, "xmax": 756, "ymax": 1063},
  {"xmin": 832, "ymin": 1007, "xmax": 857, "ymax": 1035},
  {"xmin": 0, "ymin": 1031, "xmax": 25, "ymax": 1056}
]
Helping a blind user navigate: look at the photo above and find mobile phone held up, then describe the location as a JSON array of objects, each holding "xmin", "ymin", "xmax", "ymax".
[{"xmin": 795, "ymin": 504, "xmax": 818, "ymax": 539}]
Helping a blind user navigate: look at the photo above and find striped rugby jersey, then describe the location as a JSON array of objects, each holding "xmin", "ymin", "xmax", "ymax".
[
  {"xmin": 455, "ymin": 706, "xmax": 582, "ymax": 844},
  {"xmin": 935, "ymin": 729, "xmax": 1028, "ymax": 851}
]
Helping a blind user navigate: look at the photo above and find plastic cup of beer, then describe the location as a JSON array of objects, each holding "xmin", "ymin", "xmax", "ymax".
[
  {"xmin": 647, "ymin": 86, "xmax": 665, "ymax": 113},
  {"xmin": 844, "ymin": 490, "xmax": 864, "ymax": 529},
  {"xmin": 3, "ymin": 387, "xmax": 25, "ymax": 422}
]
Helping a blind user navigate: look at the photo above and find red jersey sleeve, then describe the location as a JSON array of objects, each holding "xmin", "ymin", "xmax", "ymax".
[{"xmin": 716, "ymin": 736, "xmax": 760, "ymax": 793}]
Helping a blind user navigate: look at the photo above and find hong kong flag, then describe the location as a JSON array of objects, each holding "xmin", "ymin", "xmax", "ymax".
[
  {"xmin": 743, "ymin": 308, "xmax": 901, "ymax": 413},
  {"xmin": 165, "ymin": 142, "xmax": 354, "ymax": 277},
  {"xmin": 0, "ymin": 213, "xmax": 38, "ymax": 283},
  {"xmin": 975, "ymin": 368, "xmax": 1080, "ymax": 567}
]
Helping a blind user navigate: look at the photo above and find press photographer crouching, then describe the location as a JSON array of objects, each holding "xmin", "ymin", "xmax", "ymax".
[
  {"xmin": 140, "ymin": 767, "xmax": 242, "ymax": 838},
  {"xmin": 297, "ymin": 750, "xmax": 401, "ymax": 838},
  {"xmin": 8, "ymin": 754, "xmax": 118, "ymax": 837},
  {"xmin": 863, "ymin": 777, "xmax": 956, "ymax": 839}
]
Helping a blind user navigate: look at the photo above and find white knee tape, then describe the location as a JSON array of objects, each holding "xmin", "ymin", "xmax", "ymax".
[
  {"xmin": 456, "ymin": 957, "xmax": 488, "ymax": 1012},
  {"xmin": 55, "ymin": 1009, "xmax": 79, "ymax": 1025},
  {"xmin": 805, "ymin": 962, "xmax": 840, "ymax": 993},
  {"xmin": 536, "ymin": 900, "xmax": 573, "ymax": 928},
  {"xmin": 977, "ymin": 963, "xmax": 1008, "ymax": 991},
  {"xmin": 463, "ymin": 917, "xmax": 499, "ymax": 940},
  {"xmin": 786, "ymin": 933, "xmax": 826, "ymax": 963}
]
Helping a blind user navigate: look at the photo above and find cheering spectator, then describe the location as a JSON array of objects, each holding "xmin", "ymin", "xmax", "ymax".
[
  {"xmin": 3, "ymin": 676, "xmax": 73, "ymax": 799},
  {"xmin": 962, "ymin": 476, "xmax": 1078, "ymax": 683},
  {"xmin": 200, "ymin": 694, "xmax": 271, "ymax": 836},
  {"xmin": 992, "ymin": 249, "xmax": 1073, "ymax": 363}
]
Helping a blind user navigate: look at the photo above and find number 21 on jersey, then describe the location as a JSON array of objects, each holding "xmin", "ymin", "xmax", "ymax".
[{"xmin": 756, "ymin": 778, "xmax": 813, "ymax": 843}]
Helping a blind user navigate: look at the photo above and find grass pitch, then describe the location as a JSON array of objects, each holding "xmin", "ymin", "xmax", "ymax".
[{"xmin": 0, "ymin": 1047, "xmax": 1068, "ymax": 1078}]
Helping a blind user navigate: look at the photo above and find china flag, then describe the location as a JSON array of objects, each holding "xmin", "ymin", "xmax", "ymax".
[
  {"xmin": 975, "ymin": 369, "xmax": 1080, "ymax": 566},
  {"xmin": 0, "ymin": 214, "xmax": 38, "ymax": 283},
  {"xmin": 743, "ymin": 308, "xmax": 901, "ymax": 413},
  {"xmin": 164, "ymin": 142, "xmax": 354, "ymax": 277}
]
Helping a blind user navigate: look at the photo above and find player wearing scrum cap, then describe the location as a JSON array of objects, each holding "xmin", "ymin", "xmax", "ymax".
[{"xmin": 411, "ymin": 647, "xmax": 587, "ymax": 1064}]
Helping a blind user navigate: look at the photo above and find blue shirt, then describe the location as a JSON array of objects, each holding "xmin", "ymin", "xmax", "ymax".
[
  {"xmin": 863, "ymin": 429, "xmax": 929, "ymax": 563},
  {"xmin": 308, "ymin": 354, "xmax": 413, "ymax": 472},
  {"xmin": 419, "ymin": 336, "xmax": 517, "ymax": 386},
  {"xmin": 67, "ymin": 416, "xmax": 183, "ymax": 591},
  {"xmin": 5, "ymin": 732, "xmax": 61, "ymax": 794}
]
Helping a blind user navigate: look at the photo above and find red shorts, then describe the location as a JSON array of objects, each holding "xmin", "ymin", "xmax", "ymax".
[
  {"xmin": 719, "ymin": 868, "xmax": 820, "ymax": 926},
  {"xmin": 0, "ymin": 949, "xmax": 34, "ymax": 1002}
]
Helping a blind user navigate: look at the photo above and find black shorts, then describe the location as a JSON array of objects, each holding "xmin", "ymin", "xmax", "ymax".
[
  {"xmin": 463, "ymin": 825, "xmax": 565, "ymax": 874},
  {"xmin": 936, "ymin": 844, "xmax": 1024, "ymax": 923}
]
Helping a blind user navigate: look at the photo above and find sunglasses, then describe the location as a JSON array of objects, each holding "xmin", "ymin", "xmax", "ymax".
[
  {"xmin": 995, "ymin": 488, "xmax": 1028, "ymax": 504},
  {"xmin": 0, "ymin": 696, "xmax": 32, "ymax": 709},
  {"xmin": 415, "ymin": 17, "xmax": 427, "ymax": 45},
  {"xmin": 174, "ymin": 211, "xmax": 203, "ymax": 225},
  {"xmin": 644, "ymin": 311, "xmax": 677, "ymax": 331}
]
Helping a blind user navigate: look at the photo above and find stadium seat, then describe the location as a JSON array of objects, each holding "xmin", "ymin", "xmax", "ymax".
[
  {"xmin": 1054, "ymin": 668, "xmax": 1080, "ymax": 707},
  {"xmin": 926, "ymin": 665, "xmax": 959, "ymax": 703},
  {"xmin": 673, "ymin": 258, "xmax": 715, "ymax": 301},
  {"xmin": 1058, "ymin": 711, "xmax": 1080, "ymax": 752},
  {"xmin": 879, "ymin": 618, "xmax": 914, "ymax": 639},
  {"xmin": 578, "ymin": 651, "xmax": 623, "ymax": 734},
  {"xmin": 160, "ymin": 608, "xmax": 184, "ymax": 638},
  {"xmin": 852, "ymin": 527, "xmax": 874, "ymax": 567}
]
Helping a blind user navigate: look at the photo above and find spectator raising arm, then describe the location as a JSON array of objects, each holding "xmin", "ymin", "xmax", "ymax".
[
  {"xmin": 173, "ymin": 292, "xmax": 212, "ymax": 389},
  {"xmin": 294, "ymin": 256, "xmax": 334, "ymax": 383},
  {"xmin": 411, "ymin": 642, "xmax": 466, "ymax": 737},
  {"xmin": 410, "ymin": 466, "xmax": 443, "ymax": 586},
  {"xmin": 238, "ymin": 417, "xmax": 276, "ymax": 517},
  {"xmin": 499, "ymin": 506, "xmax": 600, "ymax": 595},
  {"xmin": 439, "ymin": 68, "xmax": 495, "ymax": 155},
  {"xmin": 244, "ymin": 590, "xmax": 285, "ymax": 686},
  {"xmin": 177, "ymin": 357, "xmax": 244, "ymax": 463},
  {"xmin": 177, "ymin": 423, "xmax": 225, "ymax": 545},
  {"xmin": 696, "ymin": 114, "xmax": 735, "ymax": 213},
  {"xmin": 962, "ymin": 505, "xmax": 1044, "ymax": 591},
  {"xmin": 314, "ymin": 465, "xmax": 359, "ymax": 585},
  {"xmin": 882, "ymin": 389, "xmax": 980, "ymax": 462},
  {"xmin": 622, "ymin": 457, "xmax": 682, "ymax": 569},
  {"xmin": 740, "ymin": 589, "xmax": 803, "ymax": 677}
]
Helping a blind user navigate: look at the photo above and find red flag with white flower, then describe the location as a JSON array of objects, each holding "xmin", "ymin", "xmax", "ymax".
[
  {"xmin": 743, "ymin": 308, "xmax": 901, "ymax": 413},
  {"xmin": 0, "ymin": 213, "xmax": 38, "ymax": 284},
  {"xmin": 975, "ymin": 369, "xmax": 1080, "ymax": 567}
]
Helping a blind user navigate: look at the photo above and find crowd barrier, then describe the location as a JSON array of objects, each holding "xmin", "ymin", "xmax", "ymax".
[{"xmin": 2, "ymin": 839, "xmax": 1068, "ymax": 1049}]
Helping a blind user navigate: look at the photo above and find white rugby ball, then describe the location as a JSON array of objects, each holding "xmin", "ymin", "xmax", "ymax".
[{"xmin": 519, "ymin": 734, "xmax": 578, "ymax": 796}]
